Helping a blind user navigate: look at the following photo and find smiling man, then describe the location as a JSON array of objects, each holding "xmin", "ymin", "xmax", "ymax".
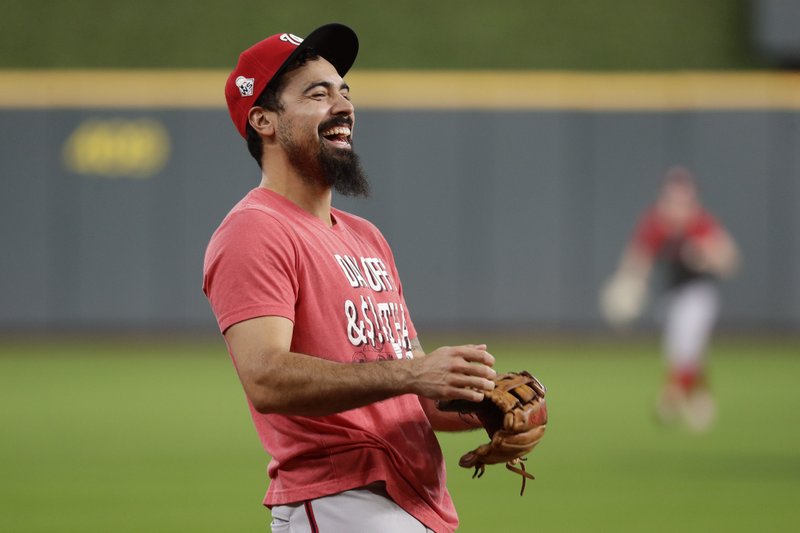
[{"xmin": 203, "ymin": 23, "xmax": 497, "ymax": 532}]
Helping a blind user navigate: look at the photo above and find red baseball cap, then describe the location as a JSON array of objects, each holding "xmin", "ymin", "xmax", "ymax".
[{"xmin": 224, "ymin": 23, "xmax": 359, "ymax": 138}]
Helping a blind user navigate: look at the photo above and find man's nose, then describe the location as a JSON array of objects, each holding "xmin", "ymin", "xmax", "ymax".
[{"xmin": 331, "ymin": 92, "xmax": 354, "ymax": 115}]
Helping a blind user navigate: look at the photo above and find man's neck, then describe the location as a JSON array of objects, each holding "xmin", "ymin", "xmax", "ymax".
[{"xmin": 259, "ymin": 169, "xmax": 334, "ymax": 226}]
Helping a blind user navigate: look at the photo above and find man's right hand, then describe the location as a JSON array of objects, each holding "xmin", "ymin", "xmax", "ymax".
[{"xmin": 405, "ymin": 344, "xmax": 496, "ymax": 403}]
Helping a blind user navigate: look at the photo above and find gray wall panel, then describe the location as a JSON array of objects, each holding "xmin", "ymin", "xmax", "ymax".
[
  {"xmin": 74, "ymin": 178, "xmax": 151, "ymax": 323},
  {"xmin": 359, "ymin": 111, "xmax": 466, "ymax": 326},
  {"xmin": 487, "ymin": 112, "xmax": 570, "ymax": 325},
  {"xmin": 794, "ymin": 115, "xmax": 800, "ymax": 324},
  {"xmin": 591, "ymin": 113, "xmax": 673, "ymax": 325},
  {"xmin": 692, "ymin": 112, "xmax": 774, "ymax": 324},
  {"xmin": 1, "ymin": 107, "xmax": 798, "ymax": 331},
  {"xmin": 0, "ymin": 112, "xmax": 49, "ymax": 323},
  {"xmin": 162, "ymin": 112, "xmax": 252, "ymax": 327},
  {"xmin": 782, "ymin": 113, "xmax": 800, "ymax": 324}
]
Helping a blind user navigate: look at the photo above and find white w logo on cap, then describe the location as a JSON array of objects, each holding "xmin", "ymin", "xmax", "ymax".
[{"xmin": 280, "ymin": 33, "xmax": 303, "ymax": 46}]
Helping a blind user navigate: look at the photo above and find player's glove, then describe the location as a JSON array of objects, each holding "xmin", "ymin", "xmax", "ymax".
[
  {"xmin": 437, "ymin": 371, "xmax": 547, "ymax": 495},
  {"xmin": 600, "ymin": 271, "xmax": 647, "ymax": 328}
]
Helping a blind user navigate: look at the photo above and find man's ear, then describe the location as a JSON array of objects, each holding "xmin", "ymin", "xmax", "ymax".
[{"xmin": 248, "ymin": 107, "xmax": 275, "ymax": 138}]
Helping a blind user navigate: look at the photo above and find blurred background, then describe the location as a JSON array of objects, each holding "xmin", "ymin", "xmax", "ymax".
[{"xmin": 1, "ymin": 1, "xmax": 798, "ymax": 532}]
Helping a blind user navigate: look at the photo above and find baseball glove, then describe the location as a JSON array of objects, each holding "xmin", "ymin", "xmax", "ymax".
[
  {"xmin": 438, "ymin": 371, "xmax": 547, "ymax": 495},
  {"xmin": 599, "ymin": 271, "xmax": 648, "ymax": 328}
]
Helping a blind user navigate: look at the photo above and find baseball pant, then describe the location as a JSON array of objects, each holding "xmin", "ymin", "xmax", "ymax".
[
  {"xmin": 662, "ymin": 280, "xmax": 719, "ymax": 369},
  {"xmin": 269, "ymin": 482, "xmax": 434, "ymax": 533}
]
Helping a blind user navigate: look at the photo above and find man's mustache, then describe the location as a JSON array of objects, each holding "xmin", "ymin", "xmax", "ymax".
[{"xmin": 319, "ymin": 117, "xmax": 353, "ymax": 131}]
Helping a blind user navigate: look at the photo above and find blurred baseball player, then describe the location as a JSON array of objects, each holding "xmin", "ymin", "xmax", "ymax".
[
  {"xmin": 203, "ymin": 23, "xmax": 496, "ymax": 532},
  {"xmin": 601, "ymin": 166, "xmax": 739, "ymax": 431}
]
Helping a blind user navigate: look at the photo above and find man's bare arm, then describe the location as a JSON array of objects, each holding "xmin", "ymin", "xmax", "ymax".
[
  {"xmin": 682, "ymin": 228, "xmax": 740, "ymax": 278},
  {"xmin": 224, "ymin": 316, "xmax": 496, "ymax": 416}
]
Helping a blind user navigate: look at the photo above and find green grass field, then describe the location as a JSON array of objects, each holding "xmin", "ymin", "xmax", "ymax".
[{"xmin": 1, "ymin": 334, "xmax": 798, "ymax": 532}]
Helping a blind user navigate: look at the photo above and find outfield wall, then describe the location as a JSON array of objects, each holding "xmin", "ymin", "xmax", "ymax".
[{"xmin": 1, "ymin": 72, "xmax": 799, "ymax": 331}]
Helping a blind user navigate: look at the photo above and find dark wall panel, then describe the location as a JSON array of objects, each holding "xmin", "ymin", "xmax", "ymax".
[
  {"xmin": 1, "ymin": 107, "xmax": 798, "ymax": 331},
  {"xmin": 0, "ymin": 112, "xmax": 49, "ymax": 324}
]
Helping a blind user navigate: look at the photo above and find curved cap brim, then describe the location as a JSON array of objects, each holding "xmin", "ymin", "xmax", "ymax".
[{"xmin": 272, "ymin": 23, "xmax": 359, "ymax": 86}]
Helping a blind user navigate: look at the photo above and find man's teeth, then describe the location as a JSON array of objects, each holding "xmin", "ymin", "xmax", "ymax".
[{"xmin": 322, "ymin": 126, "xmax": 351, "ymax": 138}]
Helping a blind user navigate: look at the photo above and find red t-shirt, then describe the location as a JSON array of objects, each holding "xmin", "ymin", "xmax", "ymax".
[
  {"xmin": 632, "ymin": 206, "xmax": 718, "ymax": 257},
  {"xmin": 632, "ymin": 206, "xmax": 722, "ymax": 287},
  {"xmin": 203, "ymin": 187, "xmax": 458, "ymax": 532}
]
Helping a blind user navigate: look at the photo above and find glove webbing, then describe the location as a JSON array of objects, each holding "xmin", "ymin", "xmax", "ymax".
[{"xmin": 470, "ymin": 457, "xmax": 535, "ymax": 496}]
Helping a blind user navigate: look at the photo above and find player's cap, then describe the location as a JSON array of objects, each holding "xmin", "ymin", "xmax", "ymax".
[{"xmin": 225, "ymin": 23, "xmax": 359, "ymax": 138}]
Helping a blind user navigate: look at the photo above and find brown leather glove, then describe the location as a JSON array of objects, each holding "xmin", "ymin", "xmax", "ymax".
[{"xmin": 438, "ymin": 371, "xmax": 547, "ymax": 495}]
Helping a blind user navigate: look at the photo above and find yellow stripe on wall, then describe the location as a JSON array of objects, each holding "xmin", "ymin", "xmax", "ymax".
[
  {"xmin": 352, "ymin": 71, "xmax": 800, "ymax": 110},
  {"xmin": 0, "ymin": 70, "xmax": 226, "ymax": 109},
  {"xmin": 2, "ymin": 70, "xmax": 800, "ymax": 110}
]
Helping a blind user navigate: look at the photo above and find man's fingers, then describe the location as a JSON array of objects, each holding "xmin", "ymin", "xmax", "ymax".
[
  {"xmin": 447, "ymin": 387, "xmax": 485, "ymax": 403},
  {"xmin": 465, "ymin": 376, "xmax": 495, "ymax": 392},
  {"xmin": 463, "ymin": 343, "xmax": 488, "ymax": 351},
  {"xmin": 452, "ymin": 357, "xmax": 496, "ymax": 381},
  {"xmin": 457, "ymin": 347, "xmax": 496, "ymax": 367},
  {"xmin": 446, "ymin": 373, "xmax": 495, "ymax": 395},
  {"xmin": 465, "ymin": 363, "xmax": 497, "ymax": 381}
]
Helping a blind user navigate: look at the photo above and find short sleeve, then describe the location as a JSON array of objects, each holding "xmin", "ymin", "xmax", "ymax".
[
  {"xmin": 687, "ymin": 210, "xmax": 721, "ymax": 239},
  {"xmin": 631, "ymin": 208, "xmax": 664, "ymax": 257},
  {"xmin": 203, "ymin": 209, "xmax": 299, "ymax": 333}
]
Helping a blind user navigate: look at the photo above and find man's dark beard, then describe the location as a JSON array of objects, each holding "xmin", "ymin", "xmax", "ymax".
[
  {"xmin": 319, "ymin": 142, "xmax": 370, "ymax": 198},
  {"xmin": 279, "ymin": 121, "xmax": 370, "ymax": 198}
]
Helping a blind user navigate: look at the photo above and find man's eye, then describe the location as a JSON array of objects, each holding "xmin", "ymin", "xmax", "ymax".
[
  {"xmin": 342, "ymin": 93, "xmax": 351, "ymax": 101},
  {"xmin": 311, "ymin": 92, "xmax": 326, "ymax": 99}
]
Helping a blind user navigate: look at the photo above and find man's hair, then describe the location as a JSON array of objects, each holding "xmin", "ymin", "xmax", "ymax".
[{"xmin": 246, "ymin": 48, "xmax": 320, "ymax": 167}]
